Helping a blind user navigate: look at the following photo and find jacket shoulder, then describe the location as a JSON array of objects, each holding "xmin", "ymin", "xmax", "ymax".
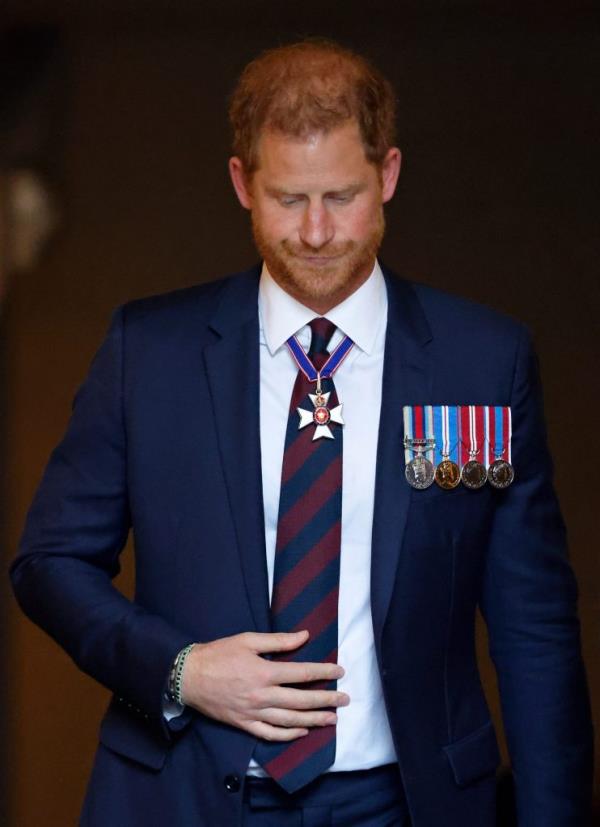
[
  {"xmin": 408, "ymin": 279, "xmax": 525, "ymax": 343},
  {"xmin": 121, "ymin": 266, "xmax": 260, "ymax": 331},
  {"xmin": 383, "ymin": 271, "xmax": 531, "ymax": 395}
]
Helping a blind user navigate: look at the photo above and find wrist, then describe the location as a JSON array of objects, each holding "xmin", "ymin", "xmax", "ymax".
[{"xmin": 167, "ymin": 642, "xmax": 196, "ymax": 706}]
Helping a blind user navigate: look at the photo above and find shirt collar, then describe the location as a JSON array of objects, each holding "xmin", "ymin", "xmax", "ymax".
[{"xmin": 259, "ymin": 259, "xmax": 386, "ymax": 356}]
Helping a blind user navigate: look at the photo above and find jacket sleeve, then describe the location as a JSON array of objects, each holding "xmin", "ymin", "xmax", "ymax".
[
  {"xmin": 480, "ymin": 325, "xmax": 594, "ymax": 826},
  {"xmin": 9, "ymin": 306, "xmax": 194, "ymax": 738}
]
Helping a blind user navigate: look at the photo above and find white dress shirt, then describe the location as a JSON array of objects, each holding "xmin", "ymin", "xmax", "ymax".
[{"xmin": 248, "ymin": 260, "xmax": 397, "ymax": 773}]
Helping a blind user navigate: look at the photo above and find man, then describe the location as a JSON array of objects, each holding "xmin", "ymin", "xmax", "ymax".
[{"xmin": 10, "ymin": 40, "xmax": 593, "ymax": 826}]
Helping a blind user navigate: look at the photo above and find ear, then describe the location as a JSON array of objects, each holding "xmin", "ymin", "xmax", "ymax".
[
  {"xmin": 229, "ymin": 156, "xmax": 253, "ymax": 209},
  {"xmin": 380, "ymin": 147, "xmax": 402, "ymax": 204}
]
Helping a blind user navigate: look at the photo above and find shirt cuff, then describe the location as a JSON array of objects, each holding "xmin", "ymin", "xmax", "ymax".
[{"xmin": 163, "ymin": 696, "xmax": 185, "ymax": 721}]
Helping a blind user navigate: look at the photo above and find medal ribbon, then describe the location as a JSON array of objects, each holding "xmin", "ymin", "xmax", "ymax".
[
  {"xmin": 494, "ymin": 406, "xmax": 503, "ymax": 459},
  {"xmin": 403, "ymin": 406, "xmax": 413, "ymax": 467},
  {"xmin": 470, "ymin": 405, "xmax": 485, "ymax": 461},
  {"xmin": 408, "ymin": 405, "xmax": 510, "ymax": 471},
  {"xmin": 403, "ymin": 406, "xmax": 435, "ymax": 462},
  {"xmin": 459, "ymin": 406, "xmax": 469, "ymax": 467},
  {"xmin": 402, "ymin": 405, "xmax": 413, "ymax": 465},
  {"xmin": 484, "ymin": 406, "xmax": 492, "ymax": 468},
  {"xmin": 487, "ymin": 405, "xmax": 512, "ymax": 465},
  {"xmin": 422, "ymin": 405, "xmax": 435, "ymax": 462},
  {"xmin": 433, "ymin": 405, "xmax": 445, "ymax": 465},
  {"xmin": 505, "ymin": 406, "xmax": 512, "ymax": 464},
  {"xmin": 494, "ymin": 406, "xmax": 504, "ymax": 459},
  {"xmin": 432, "ymin": 406, "xmax": 462, "ymax": 465},
  {"xmin": 286, "ymin": 330, "xmax": 354, "ymax": 385},
  {"xmin": 446, "ymin": 405, "xmax": 460, "ymax": 464}
]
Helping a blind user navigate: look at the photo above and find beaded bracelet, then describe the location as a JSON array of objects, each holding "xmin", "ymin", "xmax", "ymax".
[{"xmin": 168, "ymin": 642, "xmax": 196, "ymax": 705}]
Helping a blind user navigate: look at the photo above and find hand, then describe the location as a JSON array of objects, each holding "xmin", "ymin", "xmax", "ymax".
[{"xmin": 181, "ymin": 630, "xmax": 349, "ymax": 741}]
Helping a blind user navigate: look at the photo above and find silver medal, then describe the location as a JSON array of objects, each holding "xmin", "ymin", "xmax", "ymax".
[
  {"xmin": 405, "ymin": 455, "xmax": 435, "ymax": 489},
  {"xmin": 487, "ymin": 458, "xmax": 515, "ymax": 488},
  {"xmin": 297, "ymin": 391, "xmax": 344, "ymax": 441}
]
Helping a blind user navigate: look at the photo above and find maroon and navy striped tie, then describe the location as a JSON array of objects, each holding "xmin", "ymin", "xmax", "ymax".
[{"xmin": 255, "ymin": 317, "xmax": 343, "ymax": 792}]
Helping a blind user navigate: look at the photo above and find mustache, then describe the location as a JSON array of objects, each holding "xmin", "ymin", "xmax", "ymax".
[{"xmin": 281, "ymin": 241, "xmax": 354, "ymax": 258}]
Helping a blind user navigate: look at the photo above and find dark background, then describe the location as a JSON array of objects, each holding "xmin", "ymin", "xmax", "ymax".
[{"xmin": 1, "ymin": 1, "xmax": 598, "ymax": 824}]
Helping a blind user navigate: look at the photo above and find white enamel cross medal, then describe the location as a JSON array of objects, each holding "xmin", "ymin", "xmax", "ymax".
[
  {"xmin": 297, "ymin": 387, "xmax": 344, "ymax": 441},
  {"xmin": 285, "ymin": 328, "xmax": 354, "ymax": 441}
]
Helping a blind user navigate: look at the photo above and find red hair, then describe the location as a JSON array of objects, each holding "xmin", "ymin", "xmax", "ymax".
[{"xmin": 229, "ymin": 39, "xmax": 397, "ymax": 173}]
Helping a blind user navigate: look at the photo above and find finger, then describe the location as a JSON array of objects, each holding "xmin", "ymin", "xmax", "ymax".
[
  {"xmin": 266, "ymin": 686, "xmax": 350, "ymax": 710},
  {"xmin": 269, "ymin": 660, "xmax": 344, "ymax": 684},
  {"xmin": 248, "ymin": 721, "xmax": 308, "ymax": 742},
  {"xmin": 260, "ymin": 707, "xmax": 337, "ymax": 728},
  {"xmin": 245, "ymin": 630, "xmax": 309, "ymax": 654}
]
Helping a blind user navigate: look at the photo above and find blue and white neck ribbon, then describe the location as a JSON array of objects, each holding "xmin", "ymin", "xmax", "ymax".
[{"xmin": 285, "ymin": 330, "xmax": 354, "ymax": 384}]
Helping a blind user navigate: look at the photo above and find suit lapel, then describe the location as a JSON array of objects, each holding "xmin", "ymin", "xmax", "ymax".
[
  {"xmin": 203, "ymin": 267, "xmax": 271, "ymax": 634},
  {"xmin": 370, "ymin": 268, "xmax": 433, "ymax": 649}
]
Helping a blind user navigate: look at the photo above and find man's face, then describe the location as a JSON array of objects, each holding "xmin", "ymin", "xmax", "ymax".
[{"xmin": 229, "ymin": 121, "xmax": 401, "ymax": 313}]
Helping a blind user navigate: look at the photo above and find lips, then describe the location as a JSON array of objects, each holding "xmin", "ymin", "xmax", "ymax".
[
  {"xmin": 293, "ymin": 252, "xmax": 346, "ymax": 264},
  {"xmin": 299, "ymin": 256, "xmax": 340, "ymax": 263}
]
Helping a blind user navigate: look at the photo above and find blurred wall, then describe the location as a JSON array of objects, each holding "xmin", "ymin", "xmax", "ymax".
[{"xmin": 2, "ymin": 4, "xmax": 598, "ymax": 824}]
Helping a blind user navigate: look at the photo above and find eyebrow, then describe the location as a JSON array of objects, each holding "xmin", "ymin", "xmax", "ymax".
[{"xmin": 266, "ymin": 183, "xmax": 365, "ymax": 198}]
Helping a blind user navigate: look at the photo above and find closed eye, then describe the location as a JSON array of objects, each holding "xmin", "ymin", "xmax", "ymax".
[
  {"xmin": 280, "ymin": 196, "xmax": 303, "ymax": 207},
  {"xmin": 326, "ymin": 187, "xmax": 361, "ymax": 204}
]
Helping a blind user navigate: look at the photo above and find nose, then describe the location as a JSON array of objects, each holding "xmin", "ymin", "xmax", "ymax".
[{"xmin": 298, "ymin": 202, "xmax": 335, "ymax": 250}]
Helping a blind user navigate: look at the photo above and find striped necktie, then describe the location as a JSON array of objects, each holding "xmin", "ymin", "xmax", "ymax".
[{"xmin": 255, "ymin": 317, "xmax": 343, "ymax": 792}]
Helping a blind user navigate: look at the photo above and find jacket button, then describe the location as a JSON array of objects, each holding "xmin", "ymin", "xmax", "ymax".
[{"xmin": 224, "ymin": 774, "xmax": 241, "ymax": 793}]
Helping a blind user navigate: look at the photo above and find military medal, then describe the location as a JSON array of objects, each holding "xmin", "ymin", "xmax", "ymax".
[
  {"xmin": 285, "ymin": 327, "xmax": 354, "ymax": 441},
  {"xmin": 433, "ymin": 405, "xmax": 461, "ymax": 489},
  {"xmin": 403, "ymin": 403, "xmax": 514, "ymax": 492},
  {"xmin": 297, "ymin": 383, "xmax": 344, "ymax": 440},
  {"xmin": 487, "ymin": 405, "xmax": 515, "ymax": 488},
  {"xmin": 405, "ymin": 444, "xmax": 436, "ymax": 489},
  {"xmin": 460, "ymin": 405, "xmax": 487, "ymax": 489},
  {"xmin": 488, "ymin": 459, "xmax": 514, "ymax": 488},
  {"xmin": 435, "ymin": 459, "xmax": 461, "ymax": 488},
  {"xmin": 403, "ymin": 405, "xmax": 435, "ymax": 489}
]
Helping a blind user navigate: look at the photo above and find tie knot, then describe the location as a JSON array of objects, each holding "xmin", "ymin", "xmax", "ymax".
[{"xmin": 308, "ymin": 317, "xmax": 336, "ymax": 358}]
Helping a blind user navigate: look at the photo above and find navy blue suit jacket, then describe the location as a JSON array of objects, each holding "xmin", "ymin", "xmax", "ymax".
[{"xmin": 10, "ymin": 265, "xmax": 593, "ymax": 826}]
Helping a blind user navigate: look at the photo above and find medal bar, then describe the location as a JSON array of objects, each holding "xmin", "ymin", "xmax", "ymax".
[{"xmin": 403, "ymin": 405, "xmax": 514, "ymax": 490}]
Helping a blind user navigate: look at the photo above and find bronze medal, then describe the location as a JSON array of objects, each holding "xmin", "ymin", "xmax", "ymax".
[
  {"xmin": 461, "ymin": 459, "xmax": 487, "ymax": 489},
  {"xmin": 487, "ymin": 458, "xmax": 515, "ymax": 489},
  {"xmin": 435, "ymin": 458, "xmax": 461, "ymax": 489}
]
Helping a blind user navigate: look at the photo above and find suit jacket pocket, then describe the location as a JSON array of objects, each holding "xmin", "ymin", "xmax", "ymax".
[
  {"xmin": 443, "ymin": 719, "xmax": 501, "ymax": 787},
  {"xmin": 99, "ymin": 697, "xmax": 169, "ymax": 771}
]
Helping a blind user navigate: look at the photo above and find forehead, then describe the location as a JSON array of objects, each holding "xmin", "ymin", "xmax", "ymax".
[{"xmin": 253, "ymin": 121, "xmax": 375, "ymax": 189}]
